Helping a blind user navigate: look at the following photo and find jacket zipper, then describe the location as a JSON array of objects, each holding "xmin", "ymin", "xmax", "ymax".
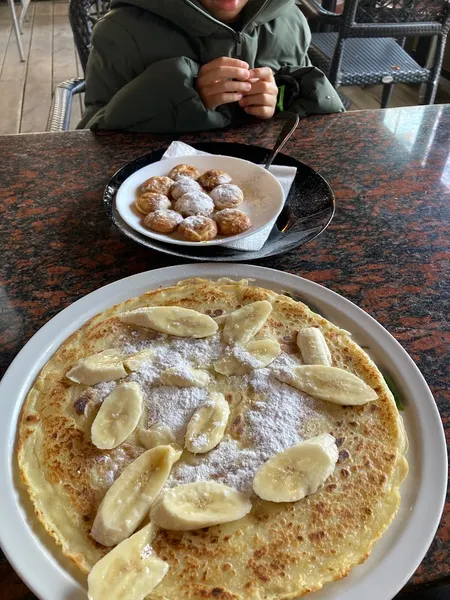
[
  {"xmin": 184, "ymin": 0, "xmax": 236, "ymax": 35},
  {"xmin": 236, "ymin": 32, "xmax": 243, "ymax": 58},
  {"xmin": 183, "ymin": 0, "xmax": 271, "ymax": 60},
  {"xmin": 241, "ymin": 0, "xmax": 271, "ymax": 35}
]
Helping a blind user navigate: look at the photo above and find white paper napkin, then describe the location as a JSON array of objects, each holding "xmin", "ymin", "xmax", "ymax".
[{"xmin": 162, "ymin": 141, "xmax": 297, "ymax": 251}]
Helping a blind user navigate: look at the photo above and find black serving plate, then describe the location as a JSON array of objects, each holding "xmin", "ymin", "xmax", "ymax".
[{"xmin": 103, "ymin": 142, "xmax": 335, "ymax": 262}]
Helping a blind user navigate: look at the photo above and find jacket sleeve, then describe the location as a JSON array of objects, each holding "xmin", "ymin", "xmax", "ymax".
[
  {"xmin": 78, "ymin": 18, "xmax": 231, "ymax": 133},
  {"xmin": 275, "ymin": 61, "xmax": 345, "ymax": 116},
  {"xmin": 258, "ymin": 7, "xmax": 344, "ymax": 116}
]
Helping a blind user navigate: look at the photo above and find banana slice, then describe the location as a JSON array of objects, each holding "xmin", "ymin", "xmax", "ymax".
[
  {"xmin": 124, "ymin": 349, "xmax": 154, "ymax": 372},
  {"xmin": 119, "ymin": 307, "xmax": 218, "ymax": 338},
  {"xmin": 67, "ymin": 349, "xmax": 126, "ymax": 385},
  {"xmin": 150, "ymin": 481, "xmax": 252, "ymax": 531},
  {"xmin": 297, "ymin": 328, "xmax": 332, "ymax": 366},
  {"xmin": 214, "ymin": 339, "xmax": 281, "ymax": 375},
  {"xmin": 88, "ymin": 523, "xmax": 168, "ymax": 600},
  {"xmin": 160, "ymin": 366, "xmax": 210, "ymax": 388},
  {"xmin": 138, "ymin": 422, "xmax": 176, "ymax": 449},
  {"xmin": 91, "ymin": 382, "xmax": 143, "ymax": 450},
  {"xmin": 274, "ymin": 365, "xmax": 378, "ymax": 405},
  {"xmin": 253, "ymin": 433, "xmax": 339, "ymax": 502},
  {"xmin": 91, "ymin": 445, "xmax": 182, "ymax": 546},
  {"xmin": 185, "ymin": 392, "xmax": 230, "ymax": 454},
  {"xmin": 213, "ymin": 314, "xmax": 228, "ymax": 326},
  {"xmin": 222, "ymin": 301, "xmax": 273, "ymax": 344}
]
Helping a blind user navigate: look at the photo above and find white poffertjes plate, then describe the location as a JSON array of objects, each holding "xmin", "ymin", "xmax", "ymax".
[
  {"xmin": 115, "ymin": 155, "xmax": 285, "ymax": 246},
  {"xmin": 0, "ymin": 264, "xmax": 446, "ymax": 600}
]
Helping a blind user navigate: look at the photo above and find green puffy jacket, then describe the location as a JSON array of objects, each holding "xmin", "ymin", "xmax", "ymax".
[{"xmin": 78, "ymin": 0, "xmax": 344, "ymax": 132}]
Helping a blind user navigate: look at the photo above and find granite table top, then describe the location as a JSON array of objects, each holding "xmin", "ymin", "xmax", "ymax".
[{"xmin": 0, "ymin": 105, "xmax": 449, "ymax": 599}]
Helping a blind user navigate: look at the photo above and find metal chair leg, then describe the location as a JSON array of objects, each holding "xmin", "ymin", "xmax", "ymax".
[
  {"xmin": 18, "ymin": 0, "xmax": 24, "ymax": 33},
  {"xmin": 423, "ymin": 80, "xmax": 438, "ymax": 105},
  {"xmin": 19, "ymin": 0, "xmax": 32, "ymax": 34},
  {"xmin": 328, "ymin": 36, "xmax": 345, "ymax": 87},
  {"xmin": 7, "ymin": 0, "xmax": 25, "ymax": 62},
  {"xmin": 422, "ymin": 35, "xmax": 447, "ymax": 105},
  {"xmin": 381, "ymin": 84, "xmax": 393, "ymax": 109}
]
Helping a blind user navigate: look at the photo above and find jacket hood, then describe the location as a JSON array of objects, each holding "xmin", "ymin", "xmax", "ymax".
[{"xmin": 108, "ymin": 0, "xmax": 296, "ymax": 35}]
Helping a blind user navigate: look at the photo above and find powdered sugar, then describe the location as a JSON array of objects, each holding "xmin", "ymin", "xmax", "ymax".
[
  {"xmin": 166, "ymin": 354, "xmax": 322, "ymax": 493},
  {"xmin": 91, "ymin": 445, "xmax": 138, "ymax": 491},
  {"xmin": 189, "ymin": 432, "xmax": 209, "ymax": 451},
  {"xmin": 144, "ymin": 385, "xmax": 208, "ymax": 442},
  {"xmin": 136, "ymin": 193, "xmax": 172, "ymax": 213},
  {"xmin": 115, "ymin": 331, "xmax": 321, "ymax": 493},
  {"xmin": 245, "ymin": 367, "xmax": 320, "ymax": 457},
  {"xmin": 199, "ymin": 170, "xmax": 233, "ymax": 189},
  {"xmin": 170, "ymin": 178, "xmax": 202, "ymax": 200},
  {"xmin": 182, "ymin": 215, "xmax": 212, "ymax": 228},
  {"xmin": 229, "ymin": 344, "xmax": 264, "ymax": 369},
  {"xmin": 141, "ymin": 544, "xmax": 155, "ymax": 559},
  {"xmin": 175, "ymin": 191, "xmax": 214, "ymax": 216},
  {"xmin": 93, "ymin": 380, "xmax": 117, "ymax": 400},
  {"xmin": 123, "ymin": 334, "xmax": 223, "ymax": 441},
  {"xmin": 169, "ymin": 437, "xmax": 262, "ymax": 492},
  {"xmin": 269, "ymin": 349, "xmax": 305, "ymax": 382},
  {"xmin": 144, "ymin": 209, "xmax": 183, "ymax": 230},
  {"xmin": 124, "ymin": 333, "xmax": 223, "ymax": 372},
  {"xmin": 210, "ymin": 184, "xmax": 244, "ymax": 209}
]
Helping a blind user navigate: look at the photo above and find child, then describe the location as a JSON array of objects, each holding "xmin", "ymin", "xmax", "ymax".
[{"xmin": 78, "ymin": 0, "xmax": 344, "ymax": 132}]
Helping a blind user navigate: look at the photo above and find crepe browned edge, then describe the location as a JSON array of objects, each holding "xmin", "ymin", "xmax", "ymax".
[{"xmin": 17, "ymin": 278, "xmax": 408, "ymax": 599}]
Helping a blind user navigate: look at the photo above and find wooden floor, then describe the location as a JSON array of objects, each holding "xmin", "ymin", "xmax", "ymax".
[
  {"xmin": 0, "ymin": 0, "xmax": 82, "ymax": 134},
  {"xmin": 344, "ymin": 81, "xmax": 450, "ymax": 110},
  {"xmin": 0, "ymin": 0, "xmax": 449, "ymax": 134}
]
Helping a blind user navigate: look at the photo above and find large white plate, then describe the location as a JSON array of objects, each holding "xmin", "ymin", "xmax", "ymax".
[
  {"xmin": 0, "ymin": 264, "xmax": 446, "ymax": 600},
  {"xmin": 115, "ymin": 154, "xmax": 284, "ymax": 246}
]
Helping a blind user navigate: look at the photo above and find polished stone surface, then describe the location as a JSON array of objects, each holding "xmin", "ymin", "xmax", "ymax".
[{"xmin": 1, "ymin": 105, "xmax": 449, "ymax": 598}]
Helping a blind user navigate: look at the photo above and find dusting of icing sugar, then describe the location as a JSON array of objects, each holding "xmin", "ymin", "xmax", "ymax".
[
  {"xmin": 210, "ymin": 184, "xmax": 243, "ymax": 200},
  {"xmin": 121, "ymin": 334, "xmax": 224, "ymax": 442},
  {"xmin": 93, "ymin": 380, "xmax": 117, "ymax": 400},
  {"xmin": 182, "ymin": 215, "xmax": 212, "ymax": 228},
  {"xmin": 171, "ymin": 178, "xmax": 202, "ymax": 200},
  {"xmin": 114, "ymin": 332, "xmax": 322, "ymax": 493},
  {"xmin": 210, "ymin": 184, "xmax": 243, "ymax": 209},
  {"xmin": 169, "ymin": 437, "xmax": 262, "ymax": 493},
  {"xmin": 245, "ymin": 367, "xmax": 320, "ymax": 456},
  {"xmin": 174, "ymin": 191, "xmax": 214, "ymax": 216},
  {"xmin": 272, "ymin": 351, "xmax": 304, "ymax": 368},
  {"xmin": 189, "ymin": 432, "xmax": 209, "ymax": 451},
  {"xmin": 130, "ymin": 361, "xmax": 159, "ymax": 385},
  {"xmin": 123, "ymin": 333, "xmax": 223, "ymax": 371},
  {"xmin": 166, "ymin": 353, "xmax": 323, "ymax": 493},
  {"xmin": 269, "ymin": 349, "xmax": 305, "ymax": 381},
  {"xmin": 141, "ymin": 544, "xmax": 154, "ymax": 559},
  {"xmin": 229, "ymin": 344, "xmax": 264, "ymax": 369},
  {"xmin": 164, "ymin": 364, "xmax": 209, "ymax": 385},
  {"xmin": 91, "ymin": 446, "xmax": 137, "ymax": 490},
  {"xmin": 142, "ymin": 385, "xmax": 209, "ymax": 443}
]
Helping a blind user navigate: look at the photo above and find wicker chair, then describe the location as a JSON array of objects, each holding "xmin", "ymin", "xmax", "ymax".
[
  {"xmin": 47, "ymin": 0, "xmax": 110, "ymax": 131},
  {"xmin": 300, "ymin": 0, "xmax": 450, "ymax": 108}
]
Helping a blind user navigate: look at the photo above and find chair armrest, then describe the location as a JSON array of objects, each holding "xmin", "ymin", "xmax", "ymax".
[
  {"xmin": 298, "ymin": 0, "xmax": 342, "ymax": 23},
  {"xmin": 47, "ymin": 78, "xmax": 86, "ymax": 132}
]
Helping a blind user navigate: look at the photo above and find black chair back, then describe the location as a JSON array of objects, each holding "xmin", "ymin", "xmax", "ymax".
[
  {"xmin": 68, "ymin": 0, "xmax": 111, "ymax": 74},
  {"xmin": 357, "ymin": 0, "xmax": 449, "ymax": 26},
  {"xmin": 340, "ymin": 0, "xmax": 450, "ymax": 38},
  {"xmin": 322, "ymin": 0, "xmax": 450, "ymax": 104}
]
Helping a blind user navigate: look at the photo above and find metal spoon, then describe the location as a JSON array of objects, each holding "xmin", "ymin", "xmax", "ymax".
[{"xmin": 264, "ymin": 111, "xmax": 300, "ymax": 170}]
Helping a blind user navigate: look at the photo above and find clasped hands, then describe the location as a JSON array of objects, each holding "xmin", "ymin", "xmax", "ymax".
[{"xmin": 196, "ymin": 57, "xmax": 278, "ymax": 119}]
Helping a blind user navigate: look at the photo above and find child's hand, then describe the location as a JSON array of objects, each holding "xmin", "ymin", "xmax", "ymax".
[
  {"xmin": 196, "ymin": 57, "xmax": 251, "ymax": 110},
  {"xmin": 239, "ymin": 67, "xmax": 278, "ymax": 119}
]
